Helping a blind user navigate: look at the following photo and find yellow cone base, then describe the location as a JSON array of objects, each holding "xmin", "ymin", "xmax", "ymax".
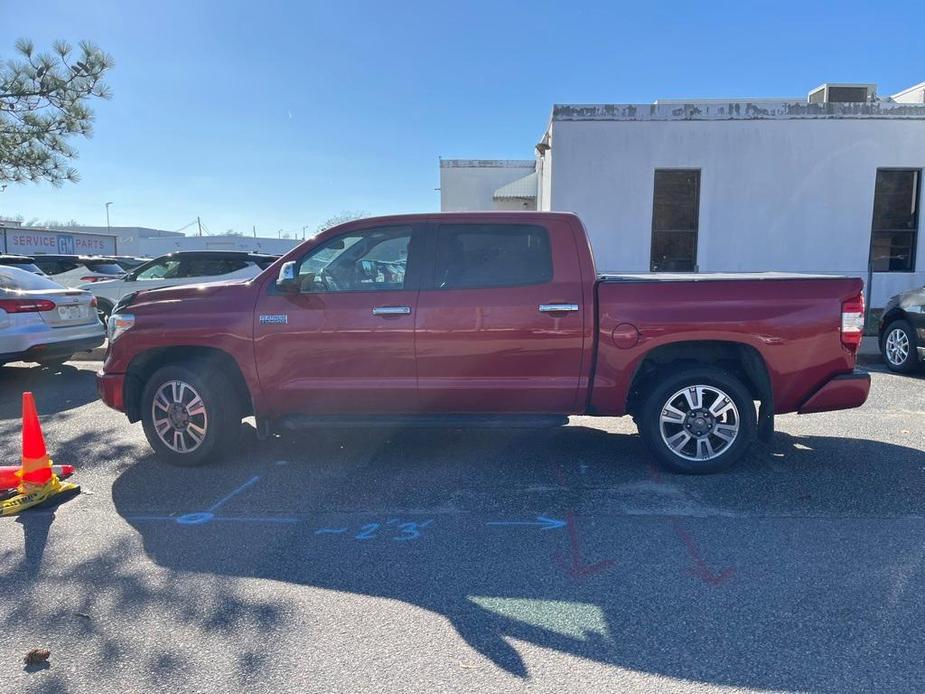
[{"xmin": 1, "ymin": 474, "xmax": 80, "ymax": 516}]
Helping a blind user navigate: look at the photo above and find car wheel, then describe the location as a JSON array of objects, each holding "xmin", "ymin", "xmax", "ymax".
[
  {"xmin": 638, "ymin": 366, "xmax": 757, "ymax": 474},
  {"xmin": 141, "ymin": 362, "xmax": 242, "ymax": 466},
  {"xmin": 881, "ymin": 320, "xmax": 918, "ymax": 373}
]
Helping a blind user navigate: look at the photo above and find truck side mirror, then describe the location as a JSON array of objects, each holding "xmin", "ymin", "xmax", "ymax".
[{"xmin": 276, "ymin": 261, "xmax": 299, "ymax": 294}]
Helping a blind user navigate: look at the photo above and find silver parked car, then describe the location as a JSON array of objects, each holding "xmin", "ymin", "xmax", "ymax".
[{"xmin": 0, "ymin": 265, "xmax": 105, "ymax": 367}]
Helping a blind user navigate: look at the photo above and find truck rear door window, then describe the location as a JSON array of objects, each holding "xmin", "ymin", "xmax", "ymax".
[{"xmin": 434, "ymin": 224, "xmax": 553, "ymax": 289}]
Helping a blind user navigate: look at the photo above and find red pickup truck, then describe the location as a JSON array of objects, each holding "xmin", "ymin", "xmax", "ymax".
[{"xmin": 97, "ymin": 212, "xmax": 870, "ymax": 473}]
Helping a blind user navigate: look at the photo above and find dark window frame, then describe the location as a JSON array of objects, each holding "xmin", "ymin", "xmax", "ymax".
[
  {"xmin": 429, "ymin": 223, "xmax": 554, "ymax": 291},
  {"xmin": 650, "ymin": 168, "xmax": 701, "ymax": 273},
  {"xmin": 868, "ymin": 168, "xmax": 921, "ymax": 273}
]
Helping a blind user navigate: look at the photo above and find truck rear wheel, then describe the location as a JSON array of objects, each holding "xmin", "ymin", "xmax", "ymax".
[
  {"xmin": 141, "ymin": 362, "xmax": 242, "ymax": 466},
  {"xmin": 638, "ymin": 366, "xmax": 756, "ymax": 474}
]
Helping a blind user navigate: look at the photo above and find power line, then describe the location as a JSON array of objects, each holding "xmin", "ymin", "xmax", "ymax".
[{"xmin": 173, "ymin": 219, "xmax": 199, "ymax": 233}]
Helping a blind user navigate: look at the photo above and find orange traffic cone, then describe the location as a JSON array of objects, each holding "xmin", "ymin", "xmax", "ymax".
[
  {"xmin": 21, "ymin": 392, "xmax": 53, "ymax": 486},
  {"xmin": 1, "ymin": 392, "xmax": 79, "ymax": 516},
  {"xmin": 0, "ymin": 465, "xmax": 73, "ymax": 491}
]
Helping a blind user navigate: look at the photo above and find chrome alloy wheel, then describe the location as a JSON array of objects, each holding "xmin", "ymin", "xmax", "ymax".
[
  {"xmin": 885, "ymin": 327, "xmax": 910, "ymax": 366},
  {"xmin": 659, "ymin": 385, "xmax": 740, "ymax": 461},
  {"xmin": 151, "ymin": 380, "xmax": 208, "ymax": 453}
]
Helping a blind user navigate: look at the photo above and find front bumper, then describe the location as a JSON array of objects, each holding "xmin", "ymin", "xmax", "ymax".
[
  {"xmin": 798, "ymin": 370, "xmax": 871, "ymax": 414},
  {"xmin": 0, "ymin": 334, "xmax": 104, "ymax": 364},
  {"xmin": 96, "ymin": 371, "xmax": 126, "ymax": 412}
]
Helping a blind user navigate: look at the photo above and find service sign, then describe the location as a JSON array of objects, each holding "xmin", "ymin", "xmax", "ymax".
[{"xmin": 2, "ymin": 229, "xmax": 117, "ymax": 256}]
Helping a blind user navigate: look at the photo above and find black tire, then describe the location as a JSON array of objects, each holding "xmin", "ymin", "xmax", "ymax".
[
  {"xmin": 881, "ymin": 319, "xmax": 919, "ymax": 373},
  {"xmin": 637, "ymin": 366, "xmax": 757, "ymax": 474},
  {"xmin": 140, "ymin": 362, "xmax": 242, "ymax": 466}
]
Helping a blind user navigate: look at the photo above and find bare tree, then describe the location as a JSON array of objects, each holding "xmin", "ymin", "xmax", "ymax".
[{"xmin": 0, "ymin": 39, "xmax": 113, "ymax": 185}]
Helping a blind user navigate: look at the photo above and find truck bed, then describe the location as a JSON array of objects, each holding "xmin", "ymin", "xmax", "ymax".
[{"xmin": 590, "ymin": 272, "xmax": 865, "ymax": 417}]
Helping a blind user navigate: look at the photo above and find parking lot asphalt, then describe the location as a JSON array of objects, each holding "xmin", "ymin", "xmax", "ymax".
[{"xmin": 0, "ymin": 362, "xmax": 923, "ymax": 693}]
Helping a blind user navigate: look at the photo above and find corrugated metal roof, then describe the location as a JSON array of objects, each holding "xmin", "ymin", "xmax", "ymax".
[{"xmin": 493, "ymin": 172, "xmax": 537, "ymax": 199}]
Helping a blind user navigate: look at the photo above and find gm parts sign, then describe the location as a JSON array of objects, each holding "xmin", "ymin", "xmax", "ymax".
[{"xmin": 2, "ymin": 228, "xmax": 117, "ymax": 256}]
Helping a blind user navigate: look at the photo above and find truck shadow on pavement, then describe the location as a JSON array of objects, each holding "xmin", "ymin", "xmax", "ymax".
[{"xmin": 97, "ymin": 423, "xmax": 925, "ymax": 691}]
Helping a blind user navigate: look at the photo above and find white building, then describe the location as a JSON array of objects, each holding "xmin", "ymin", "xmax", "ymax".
[
  {"xmin": 440, "ymin": 82, "xmax": 925, "ymax": 308},
  {"xmin": 440, "ymin": 160, "xmax": 537, "ymax": 211},
  {"xmin": 57, "ymin": 225, "xmax": 299, "ymax": 257}
]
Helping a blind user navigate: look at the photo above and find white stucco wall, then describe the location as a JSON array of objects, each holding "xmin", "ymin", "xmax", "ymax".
[
  {"xmin": 550, "ymin": 117, "xmax": 925, "ymax": 306},
  {"xmin": 440, "ymin": 160, "xmax": 535, "ymax": 211}
]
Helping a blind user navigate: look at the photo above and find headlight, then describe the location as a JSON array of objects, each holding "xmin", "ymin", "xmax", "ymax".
[{"xmin": 107, "ymin": 313, "xmax": 135, "ymax": 342}]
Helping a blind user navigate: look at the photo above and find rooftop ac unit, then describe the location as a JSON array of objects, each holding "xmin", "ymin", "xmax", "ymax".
[{"xmin": 807, "ymin": 83, "xmax": 877, "ymax": 103}]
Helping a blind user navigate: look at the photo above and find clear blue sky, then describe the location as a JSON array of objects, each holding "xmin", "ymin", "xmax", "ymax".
[{"xmin": 1, "ymin": 0, "xmax": 923, "ymax": 236}]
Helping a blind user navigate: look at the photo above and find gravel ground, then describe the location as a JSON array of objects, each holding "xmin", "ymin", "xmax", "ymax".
[{"xmin": 0, "ymin": 361, "xmax": 923, "ymax": 693}]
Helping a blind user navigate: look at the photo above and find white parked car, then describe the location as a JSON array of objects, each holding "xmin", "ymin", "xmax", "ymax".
[
  {"xmin": 82, "ymin": 251, "xmax": 279, "ymax": 321},
  {"xmin": 0, "ymin": 254, "xmax": 47, "ymax": 276},
  {"xmin": 31, "ymin": 255, "xmax": 126, "ymax": 287},
  {"xmin": 0, "ymin": 265, "xmax": 105, "ymax": 367}
]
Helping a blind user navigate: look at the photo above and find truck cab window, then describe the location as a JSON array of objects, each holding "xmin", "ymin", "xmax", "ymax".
[
  {"xmin": 434, "ymin": 224, "xmax": 552, "ymax": 289},
  {"xmin": 297, "ymin": 226, "xmax": 411, "ymax": 292}
]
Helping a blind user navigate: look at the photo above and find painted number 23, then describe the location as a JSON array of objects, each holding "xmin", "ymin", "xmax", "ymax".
[{"xmin": 355, "ymin": 520, "xmax": 433, "ymax": 541}]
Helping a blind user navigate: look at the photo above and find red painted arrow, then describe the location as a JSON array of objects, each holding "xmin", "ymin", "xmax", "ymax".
[
  {"xmin": 670, "ymin": 518, "xmax": 735, "ymax": 586},
  {"xmin": 553, "ymin": 512, "xmax": 616, "ymax": 579}
]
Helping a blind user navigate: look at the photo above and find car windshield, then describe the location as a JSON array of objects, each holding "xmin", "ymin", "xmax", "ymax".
[{"xmin": 0, "ymin": 265, "xmax": 66, "ymax": 291}]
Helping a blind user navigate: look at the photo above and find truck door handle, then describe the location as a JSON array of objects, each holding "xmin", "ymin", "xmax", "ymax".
[
  {"xmin": 538, "ymin": 303, "xmax": 579, "ymax": 313},
  {"xmin": 372, "ymin": 305, "xmax": 412, "ymax": 316}
]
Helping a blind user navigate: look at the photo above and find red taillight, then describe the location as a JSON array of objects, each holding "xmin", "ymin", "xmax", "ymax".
[
  {"xmin": 841, "ymin": 293, "xmax": 865, "ymax": 352},
  {"xmin": 0, "ymin": 298, "xmax": 57, "ymax": 313}
]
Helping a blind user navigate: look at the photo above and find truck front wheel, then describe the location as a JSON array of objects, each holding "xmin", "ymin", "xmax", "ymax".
[
  {"xmin": 638, "ymin": 366, "xmax": 756, "ymax": 474},
  {"xmin": 140, "ymin": 363, "xmax": 242, "ymax": 466}
]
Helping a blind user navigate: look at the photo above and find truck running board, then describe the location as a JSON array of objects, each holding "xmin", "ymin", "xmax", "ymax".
[{"xmin": 277, "ymin": 414, "xmax": 569, "ymax": 431}]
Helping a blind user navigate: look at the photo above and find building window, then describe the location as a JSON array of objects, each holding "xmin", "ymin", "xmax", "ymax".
[
  {"xmin": 650, "ymin": 170, "xmax": 700, "ymax": 272},
  {"xmin": 870, "ymin": 169, "xmax": 920, "ymax": 272}
]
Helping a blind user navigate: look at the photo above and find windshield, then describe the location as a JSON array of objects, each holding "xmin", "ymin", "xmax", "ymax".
[{"xmin": 0, "ymin": 265, "xmax": 66, "ymax": 291}]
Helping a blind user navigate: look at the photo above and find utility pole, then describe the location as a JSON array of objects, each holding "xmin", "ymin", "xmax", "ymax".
[
  {"xmin": 105, "ymin": 201, "xmax": 113, "ymax": 232},
  {"xmin": 197, "ymin": 216, "xmax": 203, "ymax": 237},
  {"xmin": 252, "ymin": 225, "xmax": 256, "ymax": 238},
  {"xmin": 302, "ymin": 225, "xmax": 309, "ymax": 240}
]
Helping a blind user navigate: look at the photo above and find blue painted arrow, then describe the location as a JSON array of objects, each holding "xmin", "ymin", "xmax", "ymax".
[{"xmin": 486, "ymin": 516, "xmax": 566, "ymax": 530}]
